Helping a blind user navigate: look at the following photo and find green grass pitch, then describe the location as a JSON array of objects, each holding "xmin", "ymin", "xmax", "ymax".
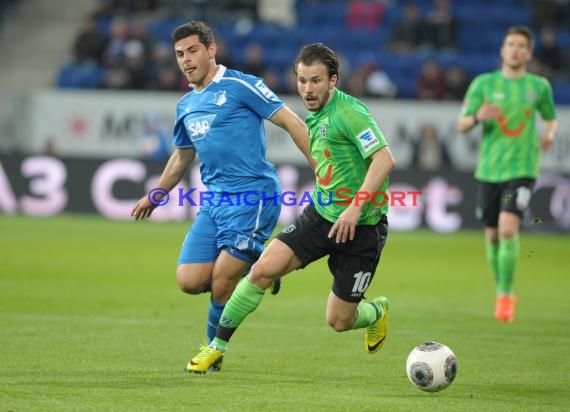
[{"xmin": 1, "ymin": 214, "xmax": 569, "ymax": 411}]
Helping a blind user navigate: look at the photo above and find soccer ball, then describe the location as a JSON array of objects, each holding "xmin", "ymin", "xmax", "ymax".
[{"xmin": 406, "ymin": 341, "xmax": 457, "ymax": 392}]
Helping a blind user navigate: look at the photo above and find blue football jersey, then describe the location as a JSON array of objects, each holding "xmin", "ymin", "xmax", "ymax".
[{"xmin": 173, "ymin": 65, "xmax": 284, "ymax": 195}]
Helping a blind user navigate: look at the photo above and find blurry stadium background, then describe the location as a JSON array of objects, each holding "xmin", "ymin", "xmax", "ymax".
[
  {"xmin": 0, "ymin": 0, "xmax": 569, "ymax": 231},
  {"xmin": 1, "ymin": 1, "xmax": 570, "ymax": 411}
]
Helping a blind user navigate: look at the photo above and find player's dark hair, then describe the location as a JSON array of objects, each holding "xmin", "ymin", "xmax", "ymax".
[
  {"xmin": 171, "ymin": 21, "xmax": 215, "ymax": 46},
  {"xmin": 294, "ymin": 43, "xmax": 339, "ymax": 79},
  {"xmin": 504, "ymin": 25, "xmax": 534, "ymax": 50}
]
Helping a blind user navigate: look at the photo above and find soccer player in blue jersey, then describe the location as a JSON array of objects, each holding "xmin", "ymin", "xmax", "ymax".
[{"xmin": 131, "ymin": 21, "xmax": 313, "ymax": 370}]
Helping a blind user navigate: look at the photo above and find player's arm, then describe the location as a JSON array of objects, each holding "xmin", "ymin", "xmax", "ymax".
[
  {"xmin": 269, "ymin": 106, "xmax": 316, "ymax": 169},
  {"xmin": 540, "ymin": 119, "xmax": 558, "ymax": 150},
  {"xmin": 457, "ymin": 102, "xmax": 501, "ymax": 133},
  {"xmin": 131, "ymin": 147, "xmax": 196, "ymax": 220},
  {"xmin": 329, "ymin": 146, "xmax": 396, "ymax": 243}
]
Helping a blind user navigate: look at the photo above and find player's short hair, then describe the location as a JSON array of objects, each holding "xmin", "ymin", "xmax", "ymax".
[
  {"xmin": 171, "ymin": 21, "xmax": 215, "ymax": 46},
  {"xmin": 294, "ymin": 43, "xmax": 339, "ymax": 79},
  {"xmin": 504, "ymin": 26, "xmax": 534, "ymax": 50}
]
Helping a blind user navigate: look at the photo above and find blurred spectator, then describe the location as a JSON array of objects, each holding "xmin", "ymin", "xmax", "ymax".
[
  {"xmin": 215, "ymin": 37, "xmax": 235, "ymax": 68},
  {"xmin": 417, "ymin": 59, "xmax": 447, "ymax": 100},
  {"xmin": 102, "ymin": 17, "xmax": 130, "ymax": 66},
  {"xmin": 531, "ymin": 0, "xmax": 570, "ymax": 28},
  {"xmin": 122, "ymin": 38, "xmax": 148, "ymax": 89},
  {"xmin": 388, "ymin": 2, "xmax": 425, "ymax": 53},
  {"xmin": 345, "ymin": 58, "xmax": 396, "ymax": 98},
  {"xmin": 424, "ymin": 0, "xmax": 457, "ymax": 51},
  {"xmin": 72, "ymin": 17, "xmax": 108, "ymax": 65},
  {"xmin": 260, "ymin": 68, "xmax": 285, "ymax": 93},
  {"xmin": 411, "ymin": 123, "xmax": 452, "ymax": 170},
  {"xmin": 528, "ymin": 58, "xmax": 555, "ymax": 82},
  {"xmin": 100, "ymin": 62, "xmax": 134, "ymax": 89},
  {"xmin": 346, "ymin": 0, "xmax": 387, "ymax": 30},
  {"xmin": 145, "ymin": 42, "xmax": 183, "ymax": 91},
  {"xmin": 535, "ymin": 26, "xmax": 566, "ymax": 78},
  {"xmin": 241, "ymin": 42, "xmax": 267, "ymax": 77},
  {"xmin": 443, "ymin": 65, "xmax": 469, "ymax": 100}
]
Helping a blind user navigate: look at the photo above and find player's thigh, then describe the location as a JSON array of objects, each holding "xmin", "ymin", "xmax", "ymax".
[
  {"xmin": 178, "ymin": 207, "xmax": 219, "ymax": 265},
  {"xmin": 213, "ymin": 201, "xmax": 281, "ymax": 264},
  {"xmin": 476, "ymin": 181, "xmax": 502, "ymax": 228},
  {"xmin": 275, "ymin": 204, "xmax": 330, "ymax": 268},
  {"xmin": 328, "ymin": 217, "xmax": 388, "ymax": 303},
  {"xmin": 249, "ymin": 238, "xmax": 302, "ymax": 289},
  {"xmin": 176, "ymin": 207, "xmax": 219, "ymax": 292},
  {"xmin": 499, "ymin": 178, "xmax": 534, "ymax": 218}
]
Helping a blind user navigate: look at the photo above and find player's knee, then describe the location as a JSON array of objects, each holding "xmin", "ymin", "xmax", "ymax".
[
  {"xmin": 176, "ymin": 268, "xmax": 210, "ymax": 295},
  {"xmin": 248, "ymin": 264, "xmax": 277, "ymax": 291},
  {"xmin": 210, "ymin": 277, "xmax": 237, "ymax": 302},
  {"xmin": 499, "ymin": 228, "xmax": 518, "ymax": 239},
  {"xmin": 326, "ymin": 314, "xmax": 352, "ymax": 332}
]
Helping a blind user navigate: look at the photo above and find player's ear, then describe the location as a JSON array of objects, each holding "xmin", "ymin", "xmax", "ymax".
[
  {"xmin": 330, "ymin": 74, "xmax": 338, "ymax": 89},
  {"xmin": 208, "ymin": 42, "xmax": 217, "ymax": 60}
]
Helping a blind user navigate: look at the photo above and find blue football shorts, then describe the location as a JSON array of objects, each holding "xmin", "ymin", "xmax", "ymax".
[{"xmin": 178, "ymin": 197, "xmax": 281, "ymax": 265}]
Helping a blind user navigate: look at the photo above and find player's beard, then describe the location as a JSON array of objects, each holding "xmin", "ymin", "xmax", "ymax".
[{"xmin": 306, "ymin": 89, "xmax": 331, "ymax": 112}]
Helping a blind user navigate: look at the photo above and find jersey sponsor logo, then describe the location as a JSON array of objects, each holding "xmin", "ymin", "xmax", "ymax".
[
  {"xmin": 492, "ymin": 92, "xmax": 505, "ymax": 100},
  {"xmin": 185, "ymin": 114, "xmax": 216, "ymax": 141},
  {"xmin": 357, "ymin": 128, "xmax": 379, "ymax": 152},
  {"xmin": 498, "ymin": 109, "xmax": 531, "ymax": 138},
  {"xmin": 213, "ymin": 90, "xmax": 227, "ymax": 106},
  {"xmin": 255, "ymin": 80, "xmax": 279, "ymax": 102}
]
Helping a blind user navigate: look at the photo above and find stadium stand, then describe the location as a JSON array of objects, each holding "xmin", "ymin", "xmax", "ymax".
[{"xmin": 56, "ymin": 0, "xmax": 570, "ymax": 103}]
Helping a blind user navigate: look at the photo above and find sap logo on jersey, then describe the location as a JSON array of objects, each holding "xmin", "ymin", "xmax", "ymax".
[
  {"xmin": 186, "ymin": 114, "xmax": 216, "ymax": 141},
  {"xmin": 357, "ymin": 128, "xmax": 379, "ymax": 152}
]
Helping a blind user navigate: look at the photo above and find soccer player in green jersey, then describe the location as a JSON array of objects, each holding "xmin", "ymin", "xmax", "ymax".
[
  {"xmin": 457, "ymin": 26, "xmax": 558, "ymax": 322},
  {"xmin": 186, "ymin": 43, "xmax": 396, "ymax": 373}
]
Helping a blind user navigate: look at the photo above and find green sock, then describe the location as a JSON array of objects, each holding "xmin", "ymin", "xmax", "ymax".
[
  {"xmin": 214, "ymin": 278, "xmax": 266, "ymax": 346},
  {"xmin": 351, "ymin": 300, "xmax": 380, "ymax": 330},
  {"xmin": 485, "ymin": 239, "xmax": 499, "ymax": 284},
  {"xmin": 497, "ymin": 235, "xmax": 520, "ymax": 296}
]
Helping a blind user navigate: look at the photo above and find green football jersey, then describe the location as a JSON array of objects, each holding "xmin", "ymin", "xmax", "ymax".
[
  {"xmin": 461, "ymin": 70, "xmax": 556, "ymax": 182},
  {"xmin": 306, "ymin": 89, "xmax": 389, "ymax": 225}
]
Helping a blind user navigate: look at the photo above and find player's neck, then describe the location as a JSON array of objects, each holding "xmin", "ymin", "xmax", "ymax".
[
  {"xmin": 192, "ymin": 63, "xmax": 219, "ymax": 91},
  {"xmin": 501, "ymin": 65, "xmax": 526, "ymax": 79}
]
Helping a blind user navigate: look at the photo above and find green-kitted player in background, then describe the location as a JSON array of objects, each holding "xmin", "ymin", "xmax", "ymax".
[
  {"xmin": 457, "ymin": 26, "xmax": 558, "ymax": 322},
  {"xmin": 186, "ymin": 43, "xmax": 396, "ymax": 373}
]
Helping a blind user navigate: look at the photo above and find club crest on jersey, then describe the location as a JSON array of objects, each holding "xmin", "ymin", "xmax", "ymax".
[
  {"xmin": 319, "ymin": 124, "xmax": 328, "ymax": 139},
  {"xmin": 255, "ymin": 80, "xmax": 279, "ymax": 102},
  {"xmin": 186, "ymin": 114, "xmax": 216, "ymax": 141},
  {"xmin": 357, "ymin": 128, "xmax": 379, "ymax": 152},
  {"xmin": 235, "ymin": 235, "xmax": 251, "ymax": 251},
  {"xmin": 213, "ymin": 90, "xmax": 227, "ymax": 106}
]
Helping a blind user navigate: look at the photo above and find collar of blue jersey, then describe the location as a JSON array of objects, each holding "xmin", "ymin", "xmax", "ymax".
[
  {"xmin": 212, "ymin": 65, "xmax": 227, "ymax": 83},
  {"xmin": 187, "ymin": 65, "xmax": 227, "ymax": 90}
]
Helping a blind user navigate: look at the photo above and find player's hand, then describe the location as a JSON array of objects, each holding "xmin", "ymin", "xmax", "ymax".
[
  {"xmin": 328, "ymin": 205, "xmax": 361, "ymax": 243},
  {"xmin": 131, "ymin": 195, "xmax": 157, "ymax": 220},
  {"xmin": 476, "ymin": 102, "xmax": 501, "ymax": 121},
  {"xmin": 540, "ymin": 132, "xmax": 555, "ymax": 150}
]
